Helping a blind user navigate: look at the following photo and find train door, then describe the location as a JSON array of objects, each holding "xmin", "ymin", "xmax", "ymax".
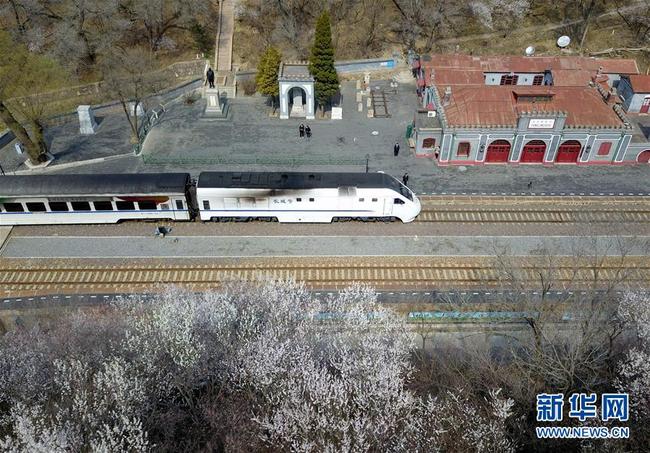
[
  {"xmin": 383, "ymin": 198, "xmax": 394, "ymax": 216},
  {"xmin": 255, "ymin": 198, "xmax": 269, "ymax": 209},
  {"xmin": 239, "ymin": 197, "xmax": 256, "ymax": 209},
  {"xmin": 338, "ymin": 187, "xmax": 356, "ymax": 210},
  {"xmin": 224, "ymin": 198, "xmax": 239, "ymax": 210}
]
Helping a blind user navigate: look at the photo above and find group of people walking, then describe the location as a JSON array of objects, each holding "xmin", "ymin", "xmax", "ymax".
[{"xmin": 299, "ymin": 123, "xmax": 312, "ymax": 139}]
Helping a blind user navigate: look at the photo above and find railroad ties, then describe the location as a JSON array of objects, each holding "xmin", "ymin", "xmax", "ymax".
[
  {"xmin": 415, "ymin": 195, "xmax": 650, "ymax": 223},
  {"xmin": 2, "ymin": 256, "xmax": 649, "ymax": 297}
]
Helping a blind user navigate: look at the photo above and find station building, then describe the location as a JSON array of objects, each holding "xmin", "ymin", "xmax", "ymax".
[{"xmin": 412, "ymin": 54, "xmax": 650, "ymax": 165}]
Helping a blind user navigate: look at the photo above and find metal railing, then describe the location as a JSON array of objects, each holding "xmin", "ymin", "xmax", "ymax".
[
  {"xmin": 141, "ymin": 153, "xmax": 367, "ymax": 167},
  {"xmin": 133, "ymin": 104, "xmax": 167, "ymax": 155}
]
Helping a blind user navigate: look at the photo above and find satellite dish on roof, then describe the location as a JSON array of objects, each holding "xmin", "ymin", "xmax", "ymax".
[
  {"xmin": 557, "ymin": 36, "xmax": 571, "ymax": 48},
  {"xmin": 525, "ymin": 46, "xmax": 535, "ymax": 56}
]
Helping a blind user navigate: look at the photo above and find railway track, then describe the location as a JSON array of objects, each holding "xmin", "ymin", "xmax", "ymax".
[
  {"xmin": 415, "ymin": 208, "xmax": 650, "ymax": 223},
  {"xmin": 415, "ymin": 196, "xmax": 650, "ymax": 224},
  {"xmin": 2, "ymin": 257, "xmax": 648, "ymax": 296}
]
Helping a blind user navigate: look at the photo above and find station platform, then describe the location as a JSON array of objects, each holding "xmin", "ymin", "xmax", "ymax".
[
  {"xmin": 0, "ymin": 227, "xmax": 12, "ymax": 252},
  {"xmin": 1, "ymin": 235, "xmax": 646, "ymax": 259}
]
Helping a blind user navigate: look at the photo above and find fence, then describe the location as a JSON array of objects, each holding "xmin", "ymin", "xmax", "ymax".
[
  {"xmin": 141, "ymin": 154, "xmax": 367, "ymax": 167},
  {"xmin": 235, "ymin": 56, "xmax": 399, "ymax": 83}
]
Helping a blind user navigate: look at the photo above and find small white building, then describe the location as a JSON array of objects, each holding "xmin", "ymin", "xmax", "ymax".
[
  {"xmin": 618, "ymin": 75, "xmax": 650, "ymax": 114},
  {"xmin": 278, "ymin": 61, "xmax": 315, "ymax": 120}
]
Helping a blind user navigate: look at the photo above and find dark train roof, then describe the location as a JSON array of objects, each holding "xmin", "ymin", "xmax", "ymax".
[
  {"xmin": 0, "ymin": 173, "xmax": 190, "ymax": 197},
  {"xmin": 198, "ymin": 172, "xmax": 403, "ymax": 190}
]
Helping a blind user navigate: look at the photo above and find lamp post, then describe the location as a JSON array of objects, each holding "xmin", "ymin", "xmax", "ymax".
[{"xmin": 365, "ymin": 153, "xmax": 370, "ymax": 173}]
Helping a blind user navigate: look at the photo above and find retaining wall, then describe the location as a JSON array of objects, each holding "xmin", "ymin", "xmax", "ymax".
[{"xmin": 236, "ymin": 57, "xmax": 398, "ymax": 82}]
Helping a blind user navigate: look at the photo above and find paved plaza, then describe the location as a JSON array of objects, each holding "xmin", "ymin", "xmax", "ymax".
[
  {"xmin": 0, "ymin": 113, "xmax": 133, "ymax": 173},
  {"xmin": 1, "ymin": 79, "xmax": 650, "ymax": 195}
]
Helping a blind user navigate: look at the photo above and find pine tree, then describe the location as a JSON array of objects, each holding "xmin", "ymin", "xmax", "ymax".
[
  {"xmin": 308, "ymin": 11, "xmax": 339, "ymax": 115},
  {"xmin": 256, "ymin": 47, "xmax": 281, "ymax": 111}
]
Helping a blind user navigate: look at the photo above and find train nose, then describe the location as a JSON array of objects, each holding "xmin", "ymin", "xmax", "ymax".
[{"xmin": 409, "ymin": 196, "xmax": 422, "ymax": 222}]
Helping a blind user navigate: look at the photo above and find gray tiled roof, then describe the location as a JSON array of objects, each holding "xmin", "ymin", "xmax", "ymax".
[{"xmin": 278, "ymin": 61, "xmax": 314, "ymax": 81}]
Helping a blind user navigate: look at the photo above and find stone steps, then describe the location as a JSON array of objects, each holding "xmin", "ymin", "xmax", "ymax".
[{"xmin": 215, "ymin": 0, "xmax": 234, "ymax": 72}]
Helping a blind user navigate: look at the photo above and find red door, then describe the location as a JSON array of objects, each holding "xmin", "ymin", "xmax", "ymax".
[
  {"xmin": 638, "ymin": 150, "xmax": 650, "ymax": 163},
  {"xmin": 520, "ymin": 140, "xmax": 546, "ymax": 163},
  {"xmin": 556, "ymin": 140, "xmax": 582, "ymax": 163},
  {"xmin": 485, "ymin": 140, "xmax": 511, "ymax": 163},
  {"xmin": 641, "ymin": 97, "xmax": 650, "ymax": 114}
]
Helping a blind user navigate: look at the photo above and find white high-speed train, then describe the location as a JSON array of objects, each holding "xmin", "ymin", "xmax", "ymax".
[
  {"xmin": 0, "ymin": 171, "xmax": 421, "ymax": 225},
  {"xmin": 197, "ymin": 171, "xmax": 421, "ymax": 223}
]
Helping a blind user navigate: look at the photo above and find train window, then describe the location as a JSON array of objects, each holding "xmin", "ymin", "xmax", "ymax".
[
  {"xmin": 372, "ymin": 198, "xmax": 378, "ymax": 202},
  {"xmin": 71, "ymin": 201, "xmax": 91, "ymax": 211},
  {"xmin": 115, "ymin": 201, "xmax": 135, "ymax": 211},
  {"xmin": 309, "ymin": 198, "xmax": 315, "ymax": 202},
  {"xmin": 358, "ymin": 198, "xmax": 364, "ymax": 202},
  {"xmin": 202, "ymin": 200, "xmax": 210, "ymax": 210},
  {"xmin": 160, "ymin": 203, "xmax": 170, "ymax": 210},
  {"xmin": 138, "ymin": 201, "xmax": 157, "ymax": 210},
  {"xmin": 26, "ymin": 202, "xmax": 47, "ymax": 212},
  {"xmin": 296, "ymin": 198, "xmax": 302, "ymax": 202},
  {"xmin": 394, "ymin": 198, "xmax": 405, "ymax": 205},
  {"xmin": 49, "ymin": 202, "xmax": 69, "ymax": 212},
  {"xmin": 175, "ymin": 200, "xmax": 184, "ymax": 210},
  {"xmin": 3, "ymin": 203, "xmax": 24, "ymax": 212},
  {"xmin": 93, "ymin": 201, "xmax": 113, "ymax": 211}
]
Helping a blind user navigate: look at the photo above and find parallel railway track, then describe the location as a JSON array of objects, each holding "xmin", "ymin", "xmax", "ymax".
[
  {"xmin": 414, "ymin": 208, "xmax": 650, "ymax": 223},
  {"xmin": 415, "ymin": 196, "xmax": 650, "ymax": 223},
  {"xmin": 2, "ymin": 257, "xmax": 648, "ymax": 296}
]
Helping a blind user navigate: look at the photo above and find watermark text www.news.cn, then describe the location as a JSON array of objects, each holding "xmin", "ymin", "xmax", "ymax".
[{"xmin": 536, "ymin": 392, "xmax": 629, "ymax": 439}]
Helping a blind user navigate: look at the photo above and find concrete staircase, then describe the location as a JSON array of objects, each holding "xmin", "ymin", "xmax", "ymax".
[{"xmin": 215, "ymin": 0, "xmax": 234, "ymax": 73}]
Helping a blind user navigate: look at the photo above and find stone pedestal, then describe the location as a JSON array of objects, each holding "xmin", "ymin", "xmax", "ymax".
[
  {"xmin": 77, "ymin": 105, "xmax": 98, "ymax": 135},
  {"xmin": 202, "ymin": 88, "xmax": 230, "ymax": 120},
  {"xmin": 290, "ymin": 92, "xmax": 305, "ymax": 117},
  {"xmin": 205, "ymin": 88, "xmax": 223, "ymax": 114}
]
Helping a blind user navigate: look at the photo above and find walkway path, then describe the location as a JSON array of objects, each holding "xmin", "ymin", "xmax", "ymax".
[{"xmin": 214, "ymin": 0, "xmax": 234, "ymax": 72}]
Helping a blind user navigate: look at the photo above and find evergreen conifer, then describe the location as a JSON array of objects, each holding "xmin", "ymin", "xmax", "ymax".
[
  {"xmin": 309, "ymin": 11, "xmax": 339, "ymax": 114},
  {"xmin": 256, "ymin": 47, "xmax": 282, "ymax": 110}
]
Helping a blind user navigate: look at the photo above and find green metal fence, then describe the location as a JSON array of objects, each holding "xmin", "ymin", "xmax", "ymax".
[{"xmin": 141, "ymin": 154, "xmax": 368, "ymax": 167}]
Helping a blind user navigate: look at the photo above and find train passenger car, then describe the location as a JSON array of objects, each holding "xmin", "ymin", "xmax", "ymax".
[
  {"xmin": 0, "ymin": 173, "xmax": 192, "ymax": 225},
  {"xmin": 196, "ymin": 171, "xmax": 421, "ymax": 223}
]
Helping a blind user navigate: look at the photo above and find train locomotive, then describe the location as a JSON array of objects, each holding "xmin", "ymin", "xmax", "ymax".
[{"xmin": 0, "ymin": 171, "xmax": 421, "ymax": 225}]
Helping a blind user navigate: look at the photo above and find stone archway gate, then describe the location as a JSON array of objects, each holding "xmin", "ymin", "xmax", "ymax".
[{"xmin": 278, "ymin": 61, "xmax": 315, "ymax": 120}]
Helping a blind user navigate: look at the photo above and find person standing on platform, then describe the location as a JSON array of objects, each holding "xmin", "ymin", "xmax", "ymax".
[
  {"xmin": 206, "ymin": 67, "xmax": 215, "ymax": 88},
  {"xmin": 394, "ymin": 141, "xmax": 400, "ymax": 156},
  {"xmin": 305, "ymin": 124, "xmax": 312, "ymax": 139},
  {"xmin": 402, "ymin": 172, "xmax": 409, "ymax": 186},
  {"xmin": 299, "ymin": 123, "xmax": 305, "ymax": 138}
]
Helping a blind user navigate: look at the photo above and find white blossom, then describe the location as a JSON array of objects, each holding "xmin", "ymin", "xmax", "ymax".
[{"xmin": 0, "ymin": 281, "xmax": 517, "ymax": 451}]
